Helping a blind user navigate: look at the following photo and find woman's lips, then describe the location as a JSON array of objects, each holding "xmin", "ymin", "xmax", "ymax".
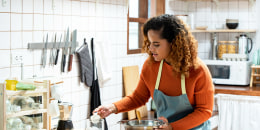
[{"xmin": 153, "ymin": 54, "xmax": 158, "ymax": 57}]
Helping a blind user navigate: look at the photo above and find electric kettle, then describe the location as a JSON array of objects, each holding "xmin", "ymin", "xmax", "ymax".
[{"xmin": 237, "ymin": 34, "xmax": 253, "ymax": 55}]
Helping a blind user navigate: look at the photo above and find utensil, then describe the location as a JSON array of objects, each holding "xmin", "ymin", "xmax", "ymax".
[
  {"xmin": 68, "ymin": 29, "xmax": 77, "ymax": 72},
  {"xmin": 54, "ymin": 34, "xmax": 62, "ymax": 65},
  {"xmin": 42, "ymin": 34, "xmax": 48, "ymax": 68},
  {"xmin": 136, "ymin": 110, "xmax": 141, "ymax": 124},
  {"xmin": 49, "ymin": 33, "xmax": 56, "ymax": 66},
  {"xmin": 61, "ymin": 28, "xmax": 70, "ymax": 72}
]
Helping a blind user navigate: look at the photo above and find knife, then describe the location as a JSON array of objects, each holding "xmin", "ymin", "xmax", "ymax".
[
  {"xmin": 54, "ymin": 34, "xmax": 62, "ymax": 65},
  {"xmin": 61, "ymin": 28, "xmax": 70, "ymax": 72},
  {"xmin": 42, "ymin": 34, "xmax": 48, "ymax": 68},
  {"xmin": 50, "ymin": 33, "xmax": 56, "ymax": 66},
  {"xmin": 68, "ymin": 29, "xmax": 77, "ymax": 72}
]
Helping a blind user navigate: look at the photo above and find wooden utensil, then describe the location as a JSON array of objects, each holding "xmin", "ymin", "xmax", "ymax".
[{"xmin": 136, "ymin": 110, "xmax": 141, "ymax": 124}]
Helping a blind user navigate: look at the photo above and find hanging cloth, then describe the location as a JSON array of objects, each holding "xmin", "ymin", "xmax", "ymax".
[
  {"xmin": 90, "ymin": 38, "xmax": 108, "ymax": 130},
  {"xmin": 76, "ymin": 38, "xmax": 93, "ymax": 87}
]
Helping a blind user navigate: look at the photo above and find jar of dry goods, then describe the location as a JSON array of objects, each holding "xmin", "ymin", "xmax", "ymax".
[
  {"xmin": 227, "ymin": 41, "xmax": 237, "ymax": 54},
  {"xmin": 218, "ymin": 41, "xmax": 227, "ymax": 59}
]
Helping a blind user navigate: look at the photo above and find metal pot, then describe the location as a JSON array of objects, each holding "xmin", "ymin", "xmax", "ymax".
[{"xmin": 118, "ymin": 119, "xmax": 165, "ymax": 130}]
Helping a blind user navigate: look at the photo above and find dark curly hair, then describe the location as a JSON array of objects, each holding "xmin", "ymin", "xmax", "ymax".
[{"xmin": 142, "ymin": 14, "xmax": 198, "ymax": 77}]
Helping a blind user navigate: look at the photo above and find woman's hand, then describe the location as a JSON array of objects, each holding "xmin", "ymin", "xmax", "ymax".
[
  {"xmin": 155, "ymin": 116, "xmax": 173, "ymax": 130},
  {"xmin": 93, "ymin": 104, "xmax": 117, "ymax": 118}
]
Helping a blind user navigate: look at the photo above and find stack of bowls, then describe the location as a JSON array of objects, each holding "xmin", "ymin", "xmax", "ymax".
[{"xmin": 226, "ymin": 19, "xmax": 239, "ymax": 29}]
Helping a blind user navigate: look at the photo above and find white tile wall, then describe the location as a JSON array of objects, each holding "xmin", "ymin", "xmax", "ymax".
[
  {"xmin": 166, "ymin": 0, "xmax": 258, "ymax": 60},
  {"xmin": 0, "ymin": 0, "xmax": 137, "ymax": 129},
  {"xmin": 1, "ymin": 32, "xmax": 10, "ymax": 49}
]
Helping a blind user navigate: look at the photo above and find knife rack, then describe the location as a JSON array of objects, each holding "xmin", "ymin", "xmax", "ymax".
[{"xmin": 27, "ymin": 42, "xmax": 79, "ymax": 49}]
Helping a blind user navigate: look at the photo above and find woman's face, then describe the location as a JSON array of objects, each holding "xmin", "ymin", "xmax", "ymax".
[{"xmin": 148, "ymin": 30, "xmax": 172, "ymax": 62}]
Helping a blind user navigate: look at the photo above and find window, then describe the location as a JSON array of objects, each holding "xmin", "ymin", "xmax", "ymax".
[{"xmin": 127, "ymin": 0, "xmax": 165, "ymax": 54}]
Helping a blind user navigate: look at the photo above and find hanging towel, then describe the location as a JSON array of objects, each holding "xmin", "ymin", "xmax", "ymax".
[
  {"xmin": 76, "ymin": 39, "xmax": 93, "ymax": 87},
  {"xmin": 95, "ymin": 41, "xmax": 111, "ymax": 87},
  {"xmin": 90, "ymin": 38, "xmax": 108, "ymax": 130}
]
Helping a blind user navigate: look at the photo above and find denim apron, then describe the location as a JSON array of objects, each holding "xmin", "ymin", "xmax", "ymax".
[{"xmin": 153, "ymin": 60, "xmax": 210, "ymax": 130}]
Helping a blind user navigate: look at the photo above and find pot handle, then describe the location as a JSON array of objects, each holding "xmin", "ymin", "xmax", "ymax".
[{"xmin": 248, "ymin": 38, "xmax": 253, "ymax": 53}]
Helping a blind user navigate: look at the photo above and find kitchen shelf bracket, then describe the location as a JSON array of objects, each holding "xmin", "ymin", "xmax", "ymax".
[{"xmin": 27, "ymin": 42, "xmax": 79, "ymax": 50}]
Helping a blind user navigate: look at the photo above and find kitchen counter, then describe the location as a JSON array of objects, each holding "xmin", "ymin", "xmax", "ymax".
[{"xmin": 215, "ymin": 85, "xmax": 260, "ymax": 96}]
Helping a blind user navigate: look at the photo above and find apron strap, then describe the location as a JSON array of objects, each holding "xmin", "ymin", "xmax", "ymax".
[
  {"xmin": 155, "ymin": 60, "xmax": 164, "ymax": 90},
  {"xmin": 181, "ymin": 73, "xmax": 186, "ymax": 94},
  {"xmin": 155, "ymin": 60, "xmax": 186, "ymax": 95}
]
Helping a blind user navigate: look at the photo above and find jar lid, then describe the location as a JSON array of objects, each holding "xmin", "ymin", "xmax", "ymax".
[
  {"xmin": 219, "ymin": 41, "xmax": 227, "ymax": 43},
  {"xmin": 227, "ymin": 41, "xmax": 237, "ymax": 43}
]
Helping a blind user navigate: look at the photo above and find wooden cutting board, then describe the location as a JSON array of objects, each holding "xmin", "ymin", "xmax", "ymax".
[{"xmin": 122, "ymin": 65, "xmax": 148, "ymax": 119}]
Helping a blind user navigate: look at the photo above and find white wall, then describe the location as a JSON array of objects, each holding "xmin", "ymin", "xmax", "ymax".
[
  {"xmin": 166, "ymin": 0, "xmax": 258, "ymax": 60},
  {"xmin": 0, "ymin": 0, "xmax": 147, "ymax": 129}
]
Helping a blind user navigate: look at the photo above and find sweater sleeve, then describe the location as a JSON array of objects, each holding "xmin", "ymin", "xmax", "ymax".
[
  {"xmin": 113, "ymin": 68, "xmax": 151, "ymax": 113},
  {"xmin": 171, "ymin": 65, "xmax": 214, "ymax": 129}
]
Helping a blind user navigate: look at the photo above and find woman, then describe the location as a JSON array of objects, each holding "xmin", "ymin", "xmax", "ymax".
[{"xmin": 94, "ymin": 14, "xmax": 214, "ymax": 130}]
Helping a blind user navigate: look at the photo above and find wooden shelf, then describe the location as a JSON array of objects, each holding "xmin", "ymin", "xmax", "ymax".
[
  {"xmin": 6, "ymin": 89, "xmax": 48, "ymax": 96},
  {"xmin": 191, "ymin": 29, "xmax": 256, "ymax": 33},
  {"xmin": 215, "ymin": 85, "xmax": 260, "ymax": 96},
  {"xmin": 6, "ymin": 109, "xmax": 47, "ymax": 118}
]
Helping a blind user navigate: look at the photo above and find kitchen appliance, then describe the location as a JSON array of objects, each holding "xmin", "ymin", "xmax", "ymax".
[
  {"xmin": 118, "ymin": 119, "xmax": 165, "ymax": 130},
  {"xmin": 204, "ymin": 60, "xmax": 252, "ymax": 85},
  {"xmin": 57, "ymin": 102, "xmax": 73, "ymax": 130},
  {"xmin": 237, "ymin": 34, "xmax": 253, "ymax": 55}
]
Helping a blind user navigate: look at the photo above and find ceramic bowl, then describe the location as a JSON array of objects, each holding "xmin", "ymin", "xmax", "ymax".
[{"xmin": 226, "ymin": 19, "xmax": 239, "ymax": 29}]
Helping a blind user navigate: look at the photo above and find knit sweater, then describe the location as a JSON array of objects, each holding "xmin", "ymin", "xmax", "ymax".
[{"xmin": 114, "ymin": 58, "xmax": 214, "ymax": 129}]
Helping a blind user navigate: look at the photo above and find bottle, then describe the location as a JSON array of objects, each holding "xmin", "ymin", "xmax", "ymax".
[{"xmin": 212, "ymin": 33, "xmax": 218, "ymax": 60}]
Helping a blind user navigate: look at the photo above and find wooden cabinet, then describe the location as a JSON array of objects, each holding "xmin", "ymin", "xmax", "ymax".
[{"xmin": 0, "ymin": 80, "xmax": 50, "ymax": 130}]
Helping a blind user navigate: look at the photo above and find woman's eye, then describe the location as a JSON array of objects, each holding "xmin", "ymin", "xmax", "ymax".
[{"xmin": 154, "ymin": 44, "xmax": 159, "ymax": 47}]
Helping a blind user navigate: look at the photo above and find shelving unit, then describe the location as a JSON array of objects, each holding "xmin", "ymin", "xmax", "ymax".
[
  {"xmin": 0, "ymin": 80, "xmax": 50, "ymax": 130},
  {"xmin": 191, "ymin": 29, "xmax": 256, "ymax": 33}
]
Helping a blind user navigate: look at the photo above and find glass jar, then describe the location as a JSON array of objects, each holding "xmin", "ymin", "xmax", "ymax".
[
  {"xmin": 227, "ymin": 41, "xmax": 237, "ymax": 54},
  {"xmin": 218, "ymin": 41, "xmax": 227, "ymax": 59}
]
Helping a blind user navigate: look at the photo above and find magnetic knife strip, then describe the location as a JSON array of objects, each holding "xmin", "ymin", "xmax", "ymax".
[{"xmin": 27, "ymin": 42, "xmax": 79, "ymax": 49}]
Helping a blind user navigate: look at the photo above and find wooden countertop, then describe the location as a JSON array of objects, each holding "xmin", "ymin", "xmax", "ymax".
[{"xmin": 215, "ymin": 85, "xmax": 260, "ymax": 96}]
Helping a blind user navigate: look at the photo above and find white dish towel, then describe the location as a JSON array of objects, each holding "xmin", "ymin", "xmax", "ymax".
[{"xmin": 94, "ymin": 41, "xmax": 112, "ymax": 87}]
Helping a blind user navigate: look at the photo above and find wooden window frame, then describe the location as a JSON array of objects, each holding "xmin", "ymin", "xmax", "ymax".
[{"xmin": 127, "ymin": 0, "xmax": 165, "ymax": 54}]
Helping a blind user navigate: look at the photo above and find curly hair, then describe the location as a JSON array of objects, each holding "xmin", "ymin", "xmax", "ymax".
[{"xmin": 142, "ymin": 14, "xmax": 198, "ymax": 77}]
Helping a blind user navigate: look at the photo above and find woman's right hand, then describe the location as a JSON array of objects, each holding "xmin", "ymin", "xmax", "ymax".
[{"xmin": 93, "ymin": 104, "xmax": 117, "ymax": 118}]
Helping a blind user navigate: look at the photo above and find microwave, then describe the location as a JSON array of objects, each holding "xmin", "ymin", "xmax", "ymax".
[{"xmin": 203, "ymin": 60, "xmax": 252, "ymax": 85}]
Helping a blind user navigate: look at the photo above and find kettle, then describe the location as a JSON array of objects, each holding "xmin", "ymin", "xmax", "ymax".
[{"xmin": 237, "ymin": 34, "xmax": 253, "ymax": 54}]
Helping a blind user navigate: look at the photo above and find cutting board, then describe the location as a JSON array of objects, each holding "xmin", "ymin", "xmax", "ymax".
[{"xmin": 122, "ymin": 65, "xmax": 148, "ymax": 119}]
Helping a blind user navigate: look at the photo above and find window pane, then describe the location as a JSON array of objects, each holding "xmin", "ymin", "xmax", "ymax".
[
  {"xmin": 148, "ymin": 0, "xmax": 151, "ymax": 18},
  {"xmin": 129, "ymin": 0, "xmax": 139, "ymax": 18},
  {"xmin": 129, "ymin": 22, "xmax": 139, "ymax": 50}
]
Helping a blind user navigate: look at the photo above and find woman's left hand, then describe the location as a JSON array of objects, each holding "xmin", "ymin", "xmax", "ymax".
[{"xmin": 155, "ymin": 116, "xmax": 173, "ymax": 130}]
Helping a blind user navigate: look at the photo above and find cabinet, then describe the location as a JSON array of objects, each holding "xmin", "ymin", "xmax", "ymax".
[{"xmin": 0, "ymin": 80, "xmax": 50, "ymax": 130}]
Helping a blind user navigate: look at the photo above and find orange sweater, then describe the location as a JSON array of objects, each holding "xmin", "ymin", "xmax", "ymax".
[{"xmin": 114, "ymin": 58, "xmax": 214, "ymax": 129}]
